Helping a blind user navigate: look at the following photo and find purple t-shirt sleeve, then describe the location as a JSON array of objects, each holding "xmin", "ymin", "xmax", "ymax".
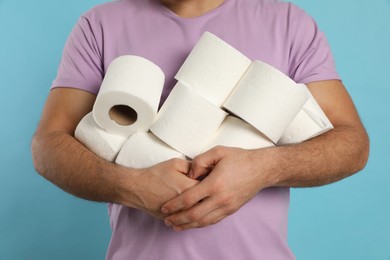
[
  {"xmin": 51, "ymin": 16, "xmax": 103, "ymax": 94},
  {"xmin": 288, "ymin": 5, "xmax": 340, "ymax": 83}
]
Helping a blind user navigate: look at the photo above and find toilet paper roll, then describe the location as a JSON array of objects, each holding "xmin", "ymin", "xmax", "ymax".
[
  {"xmin": 299, "ymin": 84, "xmax": 333, "ymax": 129},
  {"xmin": 204, "ymin": 116, "xmax": 275, "ymax": 151},
  {"xmin": 175, "ymin": 32, "xmax": 252, "ymax": 107},
  {"xmin": 93, "ymin": 55, "xmax": 165, "ymax": 137},
  {"xmin": 75, "ymin": 112, "xmax": 128, "ymax": 162},
  {"xmin": 116, "ymin": 132, "xmax": 186, "ymax": 169},
  {"xmin": 223, "ymin": 60, "xmax": 309, "ymax": 143},
  {"xmin": 150, "ymin": 82, "xmax": 228, "ymax": 159},
  {"xmin": 277, "ymin": 84, "xmax": 334, "ymax": 145}
]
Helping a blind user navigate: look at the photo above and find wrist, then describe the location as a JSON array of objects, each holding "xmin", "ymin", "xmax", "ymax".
[
  {"xmin": 111, "ymin": 164, "xmax": 143, "ymax": 207},
  {"xmin": 250, "ymin": 147, "xmax": 282, "ymax": 189}
]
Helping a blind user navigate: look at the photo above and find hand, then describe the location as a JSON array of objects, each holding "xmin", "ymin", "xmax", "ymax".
[
  {"xmin": 119, "ymin": 158, "xmax": 199, "ymax": 220},
  {"xmin": 161, "ymin": 146, "xmax": 268, "ymax": 231}
]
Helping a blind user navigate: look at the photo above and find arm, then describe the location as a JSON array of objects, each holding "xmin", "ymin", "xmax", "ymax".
[
  {"xmin": 31, "ymin": 88, "xmax": 197, "ymax": 219},
  {"xmin": 161, "ymin": 80, "xmax": 369, "ymax": 230},
  {"xmin": 268, "ymin": 80, "xmax": 369, "ymax": 186}
]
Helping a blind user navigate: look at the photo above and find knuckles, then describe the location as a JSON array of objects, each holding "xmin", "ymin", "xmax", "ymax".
[
  {"xmin": 212, "ymin": 145, "xmax": 232, "ymax": 157},
  {"xmin": 168, "ymin": 158, "xmax": 185, "ymax": 168},
  {"xmin": 218, "ymin": 193, "xmax": 234, "ymax": 208},
  {"xmin": 209, "ymin": 179, "xmax": 225, "ymax": 194},
  {"xmin": 182, "ymin": 193, "xmax": 196, "ymax": 207},
  {"xmin": 192, "ymin": 156, "xmax": 207, "ymax": 170}
]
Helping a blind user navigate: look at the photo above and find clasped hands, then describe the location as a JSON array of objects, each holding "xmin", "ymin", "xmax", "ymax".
[{"xmin": 136, "ymin": 146, "xmax": 267, "ymax": 231}]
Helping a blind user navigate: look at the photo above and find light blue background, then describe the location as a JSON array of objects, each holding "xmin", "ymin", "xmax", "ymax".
[{"xmin": 0, "ymin": 0, "xmax": 389, "ymax": 259}]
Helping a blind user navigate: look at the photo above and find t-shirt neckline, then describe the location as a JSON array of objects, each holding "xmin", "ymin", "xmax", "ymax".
[{"xmin": 151, "ymin": 0, "xmax": 231, "ymax": 21}]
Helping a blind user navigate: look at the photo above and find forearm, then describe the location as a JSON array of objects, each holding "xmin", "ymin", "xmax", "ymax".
[
  {"xmin": 32, "ymin": 88, "xmax": 200, "ymax": 220},
  {"xmin": 161, "ymin": 80, "xmax": 370, "ymax": 230},
  {"xmin": 160, "ymin": 124, "xmax": 369, "ymax": 230},
  {"xmin": 258, "ymin": 124, "xmax": 369, "ymax": 188},
  {"xmin": 31, "ymin": 130, "xmax": 137, "ymax": 204}
]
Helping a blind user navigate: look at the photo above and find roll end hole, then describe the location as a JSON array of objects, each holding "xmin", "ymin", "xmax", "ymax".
[{"xmin": 109, "ymin": 105, "xmax": 137, "ymax": 126}]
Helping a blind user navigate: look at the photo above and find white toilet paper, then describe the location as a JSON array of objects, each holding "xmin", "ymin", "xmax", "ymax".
[
  {"xmin": 93, "ymin": 55, "xmax": 165, "ymax": 137},
  {"xmin": 277, "ymin": 84, "xmax": 334, "ymax": 145},
  {"xmin": 204, "ymin": 116, "xmax": 275, "ymax": 151},
  {"xmin": 299, "ymin": 84, "xmax": 333, "ymax": 130},
  {"xmin": 150, "ymin": 83, "xmax": 228, "ymax": 159},
  {"xmin": 116, "ymin": 132, "xmax": 186, "ymax": 169},
  {"xmin": 223, "ymin": 60, "xmax": 309, "ymax": 143},
  {"xmin": 175, "ymin": 32, "xmax": 252, "ymax": 107},
  {"xmin": 75, "ymin": 112, "xmax": 128, "ymax": 162}
]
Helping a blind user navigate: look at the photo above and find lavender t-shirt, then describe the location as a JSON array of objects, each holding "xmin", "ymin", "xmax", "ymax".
[{"xmin": 52, "ymin": 0, "xmax": 340, "ymax": 259}]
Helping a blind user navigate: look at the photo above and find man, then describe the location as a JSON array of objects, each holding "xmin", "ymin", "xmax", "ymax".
[{"xmin": 31, "ymin": 0, "xmax": 369, "ymax": 258}]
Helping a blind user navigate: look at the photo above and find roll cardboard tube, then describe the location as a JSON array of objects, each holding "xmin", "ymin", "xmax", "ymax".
[{"xmin": 93, "ymin": 55, "xmax": 165, "ymax": 137}]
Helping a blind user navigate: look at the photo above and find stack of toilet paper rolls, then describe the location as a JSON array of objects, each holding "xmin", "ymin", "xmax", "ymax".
[
  {"xmin": 75, "ymin": 55, "xmax": 186, "ymax": 167},
  {"xmin": 75, "ymin": 32, "xmax": 334, "ymax": 171}
]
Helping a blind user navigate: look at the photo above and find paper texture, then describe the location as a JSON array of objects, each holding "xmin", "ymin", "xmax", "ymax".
[
  {"xmin": 175, "ymin": 32, "xmax": 251, "ymax": 107},
  {"xmin": 80, "ymin": 37, "xmax": 332, "ymax": 168},
  {"xmin": 277, "ymin": 84, "xmax": 334, "ymax": 145},
  {"xmin": 150, "ymin": 82, "xmax": 228, "ymax": 158},
  {"xmin": 93, "ymin": 55, "xmax": 164, "ymax": 137},
  {"xmin": 223, "ymin": 60, "xmax": 309, "ymax": 143},
  {"xmin": 116, "ymin": 132, "xmax": 186, "ymax": 169},
  {"xmin": 75, "ymin": 112, "xmax": 127, "ymax": 162},
  {"xmin": 204, "ymin": 116, "xmax": 275, "ymax": 151}
]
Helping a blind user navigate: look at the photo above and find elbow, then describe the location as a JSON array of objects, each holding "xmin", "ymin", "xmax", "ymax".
[
  {"xmin": 31, "ymin": 132, "xmax": 46, "ymax": 176},
  {"xmin": 352, "ymin": 129, "xmax": 370, "ymax": 174}
]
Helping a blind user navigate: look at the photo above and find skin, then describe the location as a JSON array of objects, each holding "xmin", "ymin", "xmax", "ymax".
[
  {"xmin": 31, "ymin": 0, "xmax": 369, "ymax": 232},
  {"xmin": 31, "ymin": 0, "xmax": 224, "ymax": 223},
  {"xmin": 31, "ymin": 87, "xmax": 198, "ymax": 220},
  {"xmin": 162, "ymin": 80, "xmax": 369, "ymax": 231}
]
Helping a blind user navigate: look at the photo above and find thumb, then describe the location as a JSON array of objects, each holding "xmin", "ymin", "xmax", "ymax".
[{"xmin": 189, "ymin": 146, "xmax": 227, "ymax": 179}]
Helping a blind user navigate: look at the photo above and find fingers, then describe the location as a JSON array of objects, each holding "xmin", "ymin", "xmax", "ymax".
[
  {"xmin": 172, "ymin": 207, "xmax": 231, "ymax": 231},
  {"xmin": 160, "ymin": 158, "xmax": 192, "ymax": 175},
  {"xmin": 164, "ymin": 193, "xmax": 237, "ymax": 231},
  {"xmin": 164, "ymin": 196, "xmax": 221, "ymax": 230},
  {"xmin": 174, "ymin": 158, "xmax": 192, "ymax": 175},
  {"xmin": 163, "ymin": 197, "xmax": 215, "ymax": 229},
  {"xmin": 160, "ymin": 146, "xmax": 248, "ymax": 231},
  {"xmin": 161, "ymin": 183, "xmax": 208, "ymax": 214},
  {"xmin": 189, "ymin": 146, "xmax": 226, "ymax": 179}
]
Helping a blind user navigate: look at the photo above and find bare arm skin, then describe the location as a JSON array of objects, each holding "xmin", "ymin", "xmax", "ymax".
[
  {"xmin": 31, "ymin": 88, "xmax": 197, "ymax": 219},
  {"xmin": 162, "ymin": 80, "xmax": 369, "ymax": 230}
]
